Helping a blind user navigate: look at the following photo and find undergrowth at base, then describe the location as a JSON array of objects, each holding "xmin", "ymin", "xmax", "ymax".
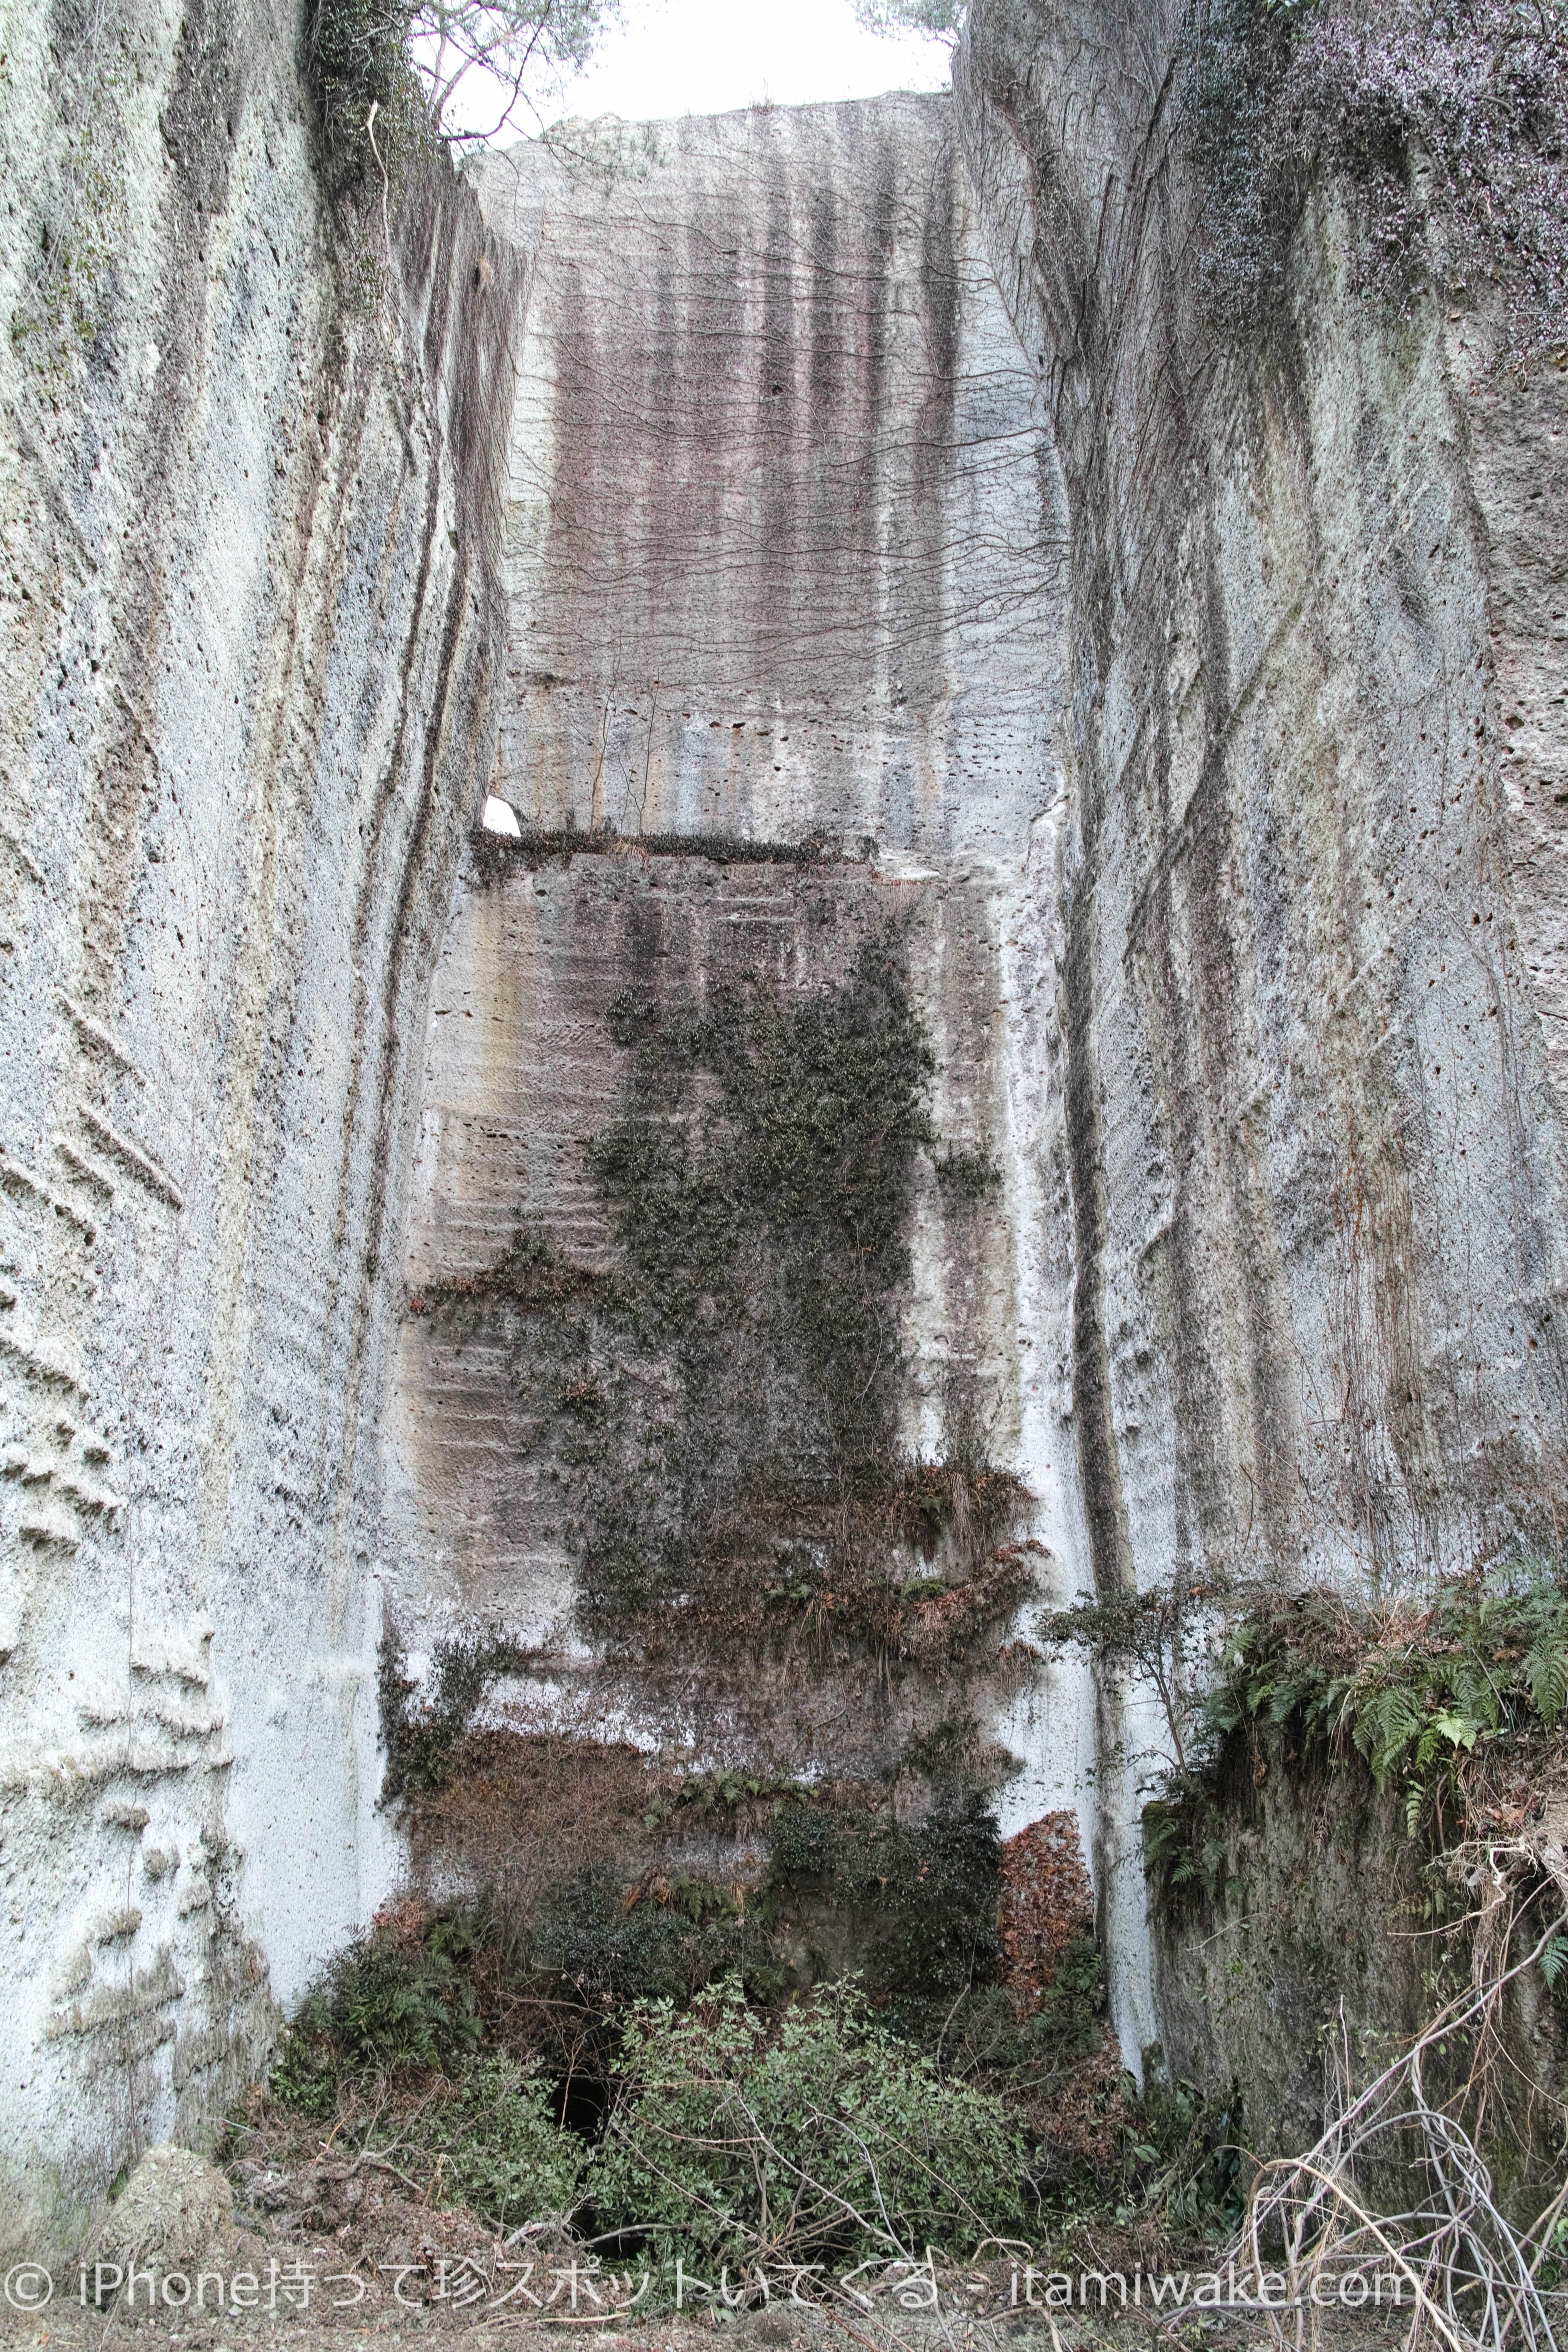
[
  {"xmin": 253, "ymin": 1886, "xmax": 1239, "ymax": 2254},
  {"xmin": 592, "ymin": 1977, "xmax": 1026, "ymax": 2266},
  {"xmin": 248, "ymin": 1714, "xmax": 1260, "ymax": 2264}
]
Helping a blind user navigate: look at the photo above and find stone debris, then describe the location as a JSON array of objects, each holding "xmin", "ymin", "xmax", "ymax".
[{"xmin": 92, "ymin": 2142, "xmax": 264, "ymax": 2286}]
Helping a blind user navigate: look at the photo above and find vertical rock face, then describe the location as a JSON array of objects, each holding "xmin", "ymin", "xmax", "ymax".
[
  {"xmin": 0, "ymin": 0, "xmax": 520, "ymax": 2248},
  {"xmin": 958, "ymin": 0, "xmax": 1568, "ymax": 1585},
  {"xmin": 6, "ymin": 0, "xmax": 1566, "ymax": 2216},
  {"xmin": 383, "ymin": 95, "xmax": 1103, "ymax": 2004},
  {"xmin": 388, "ymin": 30, "xmax": 1568, "ymax": 2076},
  {"xmin": 956, "ymin": 0, "xmax": 1568, "ymax": 2040},
  {"xmin": 476, "ymin": 98, "xmax": 1056, "ymax": 859}
]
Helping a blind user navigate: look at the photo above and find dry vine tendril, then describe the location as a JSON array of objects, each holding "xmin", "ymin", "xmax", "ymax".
[{"xmin": 1180, "ymin": 0, "xmax": 1568, "ymax": 365}]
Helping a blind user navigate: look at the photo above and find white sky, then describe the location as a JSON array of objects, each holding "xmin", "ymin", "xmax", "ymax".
[
  {"xmin": 553, "ymin": 0, "xmax": 950, "ymax": 122},
  {"xmin": 444, "ymin": 1, "xmax": 952, "ymax": 136}
]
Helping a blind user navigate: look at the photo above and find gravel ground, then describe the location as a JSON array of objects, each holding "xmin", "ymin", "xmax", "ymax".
[{"xmin": 0, "ymin": 2259, "xmax": 1415, "ymax": 2352}]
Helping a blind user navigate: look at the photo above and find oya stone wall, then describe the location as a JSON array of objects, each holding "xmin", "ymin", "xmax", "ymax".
[
  {"xmin": 956, "ymin": 0, "xmax": 1568, "ymax": 2058},
  {"xmin": 8, "ymin": 0, "xmax": 1566, "ymax": 2216},
  {"xmin": 390, "ymin": 45, "xmax": 1568, "ymax": 2068},
  {"xmin": 958, "ymin": 0, "xmax": 1568, "ymax": 1590},
  {"xmin": 382, "ymin": 96, "xmax": 1113, "ymax": 2016},
  {"xmin": 0, "ymin": 0, "xmax": 520, "ymax": 2250}
]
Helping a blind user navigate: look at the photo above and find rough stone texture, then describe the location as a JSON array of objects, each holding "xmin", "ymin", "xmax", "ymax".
[
  {"xmin": 7, "ymin": 0, "xmax": 1568, "ymax": 2218},
  {"xmin": 956, "ymin": 0, "xmax": 1568, "ymax": 2055},
  {"xmin": 476, "ymin": 99, "xmax": 1060, "ymax": 860},
  {"xmin": 92, "ymin": 2140, "xmax": 262, "ymax": 2286},
  {"xmin": 0, "ymin": 0, "xmax": 520, "ymax": 2251},
  {"xmin": 382, "ymin": 96, "xmax": 1095, "ymax": 1954},
  {"xmin": 390, "ymin": 48, "xmax": 1568, "ymax": 2074},
  {"xmin": 1147, "ymin": 1746, "xmax": 1568, "ymax": 2208},
  {"xmin": 1152, "ymin": 1758, "xmax": 1426, "ymax": 2166}
]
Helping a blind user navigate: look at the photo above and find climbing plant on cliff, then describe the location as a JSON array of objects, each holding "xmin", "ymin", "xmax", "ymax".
[
  {"xmin": 570, "ymin": 925, "xmax": 942, "ymax": 1632},
  {"xmin": 1180, "ymin": 0, "xmax": 1568, "ymax": 363},
  {"xmin": 410, "ymin": 918, "xmax": 1028, "ymax": 1648},
  {"xmin": 306, "ymin": 0, "xmax": 428, "ymax": 195},
  {"xmin": 306, "ymin": 0, "xmax": 625, "ymax": 184}
]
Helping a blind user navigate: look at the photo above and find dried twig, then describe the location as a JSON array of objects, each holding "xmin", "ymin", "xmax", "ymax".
[{"xmin": 1224, "ymin": 1913, "xmax": 1568, "ymax": 2352}]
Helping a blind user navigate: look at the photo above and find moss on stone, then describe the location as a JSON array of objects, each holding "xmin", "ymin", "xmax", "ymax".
[{"xmin": 408, "ymin": 924, "xmax": 1030, "ymax": 1652}]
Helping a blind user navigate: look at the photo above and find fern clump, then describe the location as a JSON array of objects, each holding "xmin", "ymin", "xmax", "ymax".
[{"xmin": 1204, "ymin": 1566, "xmax": 1568, "ymax": 1832}]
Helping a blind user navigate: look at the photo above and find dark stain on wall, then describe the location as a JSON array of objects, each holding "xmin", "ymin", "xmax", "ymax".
[{"xmin": 405, "ymin": 871, "xmax": 1028, "ymax": 1658}]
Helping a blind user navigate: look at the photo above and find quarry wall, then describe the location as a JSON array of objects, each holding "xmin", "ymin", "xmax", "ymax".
[
  {"xmin": 392, "ymin": 30, "xmax": 1568, "ymax": 2091},
  {"xmin": 0, "ymin": 0, "xmax": 520, "ymax": 2252},
  {"xmin": 956, "ymin": 0, "xmax": 1568, "ymax": 2046},
  {"xmin": 3, "ymin": 0, "xmax": 1567, "ymax": 2245},
  {"xmin": 1144, "ymin": 1730, "xmax": 1568, "ymax": 2195},
  {"xmin": 382, "ymin": 92, "xmax": 1112, "ymax": 2027},
  {"xmin": 956, "ymin": 0, "xmax": 1568, "ymax": 1593}
]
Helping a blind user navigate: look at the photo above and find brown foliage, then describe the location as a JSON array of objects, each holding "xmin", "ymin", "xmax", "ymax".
[
  {"xmin": 404, "ymin": 1726, "xmax": 656, "ymax": 1902},
  {"xmin": 996, "ymin": 1812, "xmax": 1132, "ymax": 2186},
  {"xmin": 406, "ymin": 1248, "xmax": 606, "ymax": 1317},
  {"xmin": 998, "ymin": 1810, "xmax": 1096, "ymax": 2021},
  {"xmin": 626, "ymin": 1514, "xmax": 1040, "ymax": 1667}
]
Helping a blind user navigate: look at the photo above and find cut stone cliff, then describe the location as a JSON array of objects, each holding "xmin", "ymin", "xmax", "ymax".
[
  {"xmin": 956, "ymin": 0, "xmax": 1568, "ymax": 2048},
  {"xmin": 382, "ymin": 90, "xmax": 1102, "ymax": 2046},
  {"xmin": 2, "ymin": 0, "xmax": 1566, "ymax": 2242},
  {"xmin": 0, "ymin": 0, "xmax": 520, "ymax": 2251}
]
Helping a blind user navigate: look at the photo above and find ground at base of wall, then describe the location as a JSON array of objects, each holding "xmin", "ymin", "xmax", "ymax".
[
  {"xmin": 0, "ymin": 2296, "xmax": 1414, "ymax": 2352},
  {"xmin": 0, "ymin": 2158, "xmax": 1394, "ymax": 2352}
]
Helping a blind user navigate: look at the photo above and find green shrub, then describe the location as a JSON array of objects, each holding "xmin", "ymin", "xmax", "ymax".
[
  {"xmin": 414, "ymin": 2053, "xmax": 588, "ymax": 2228},
  {"xmin": 528, "ymin": 1864, "xmax": 774, "ymax": 2006},
  {"xmin": 588, "ymin": 1976, "xmax": 1026, "ymax": 2266},
  {"xmin": 265, "ymin": 1908, "xmax": 588, "ymax": 2230},
  {"xmin": 270, "ymin": 1908, "xmax": 484, "ymax": 2108},
  {"xmin": 1120, "ymin": 2064, "xmax": 1245, "ymax": 2232},
  {"xmin": 270, "ymin": 2036, "xmax": 584, "ymax": 2228}
]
